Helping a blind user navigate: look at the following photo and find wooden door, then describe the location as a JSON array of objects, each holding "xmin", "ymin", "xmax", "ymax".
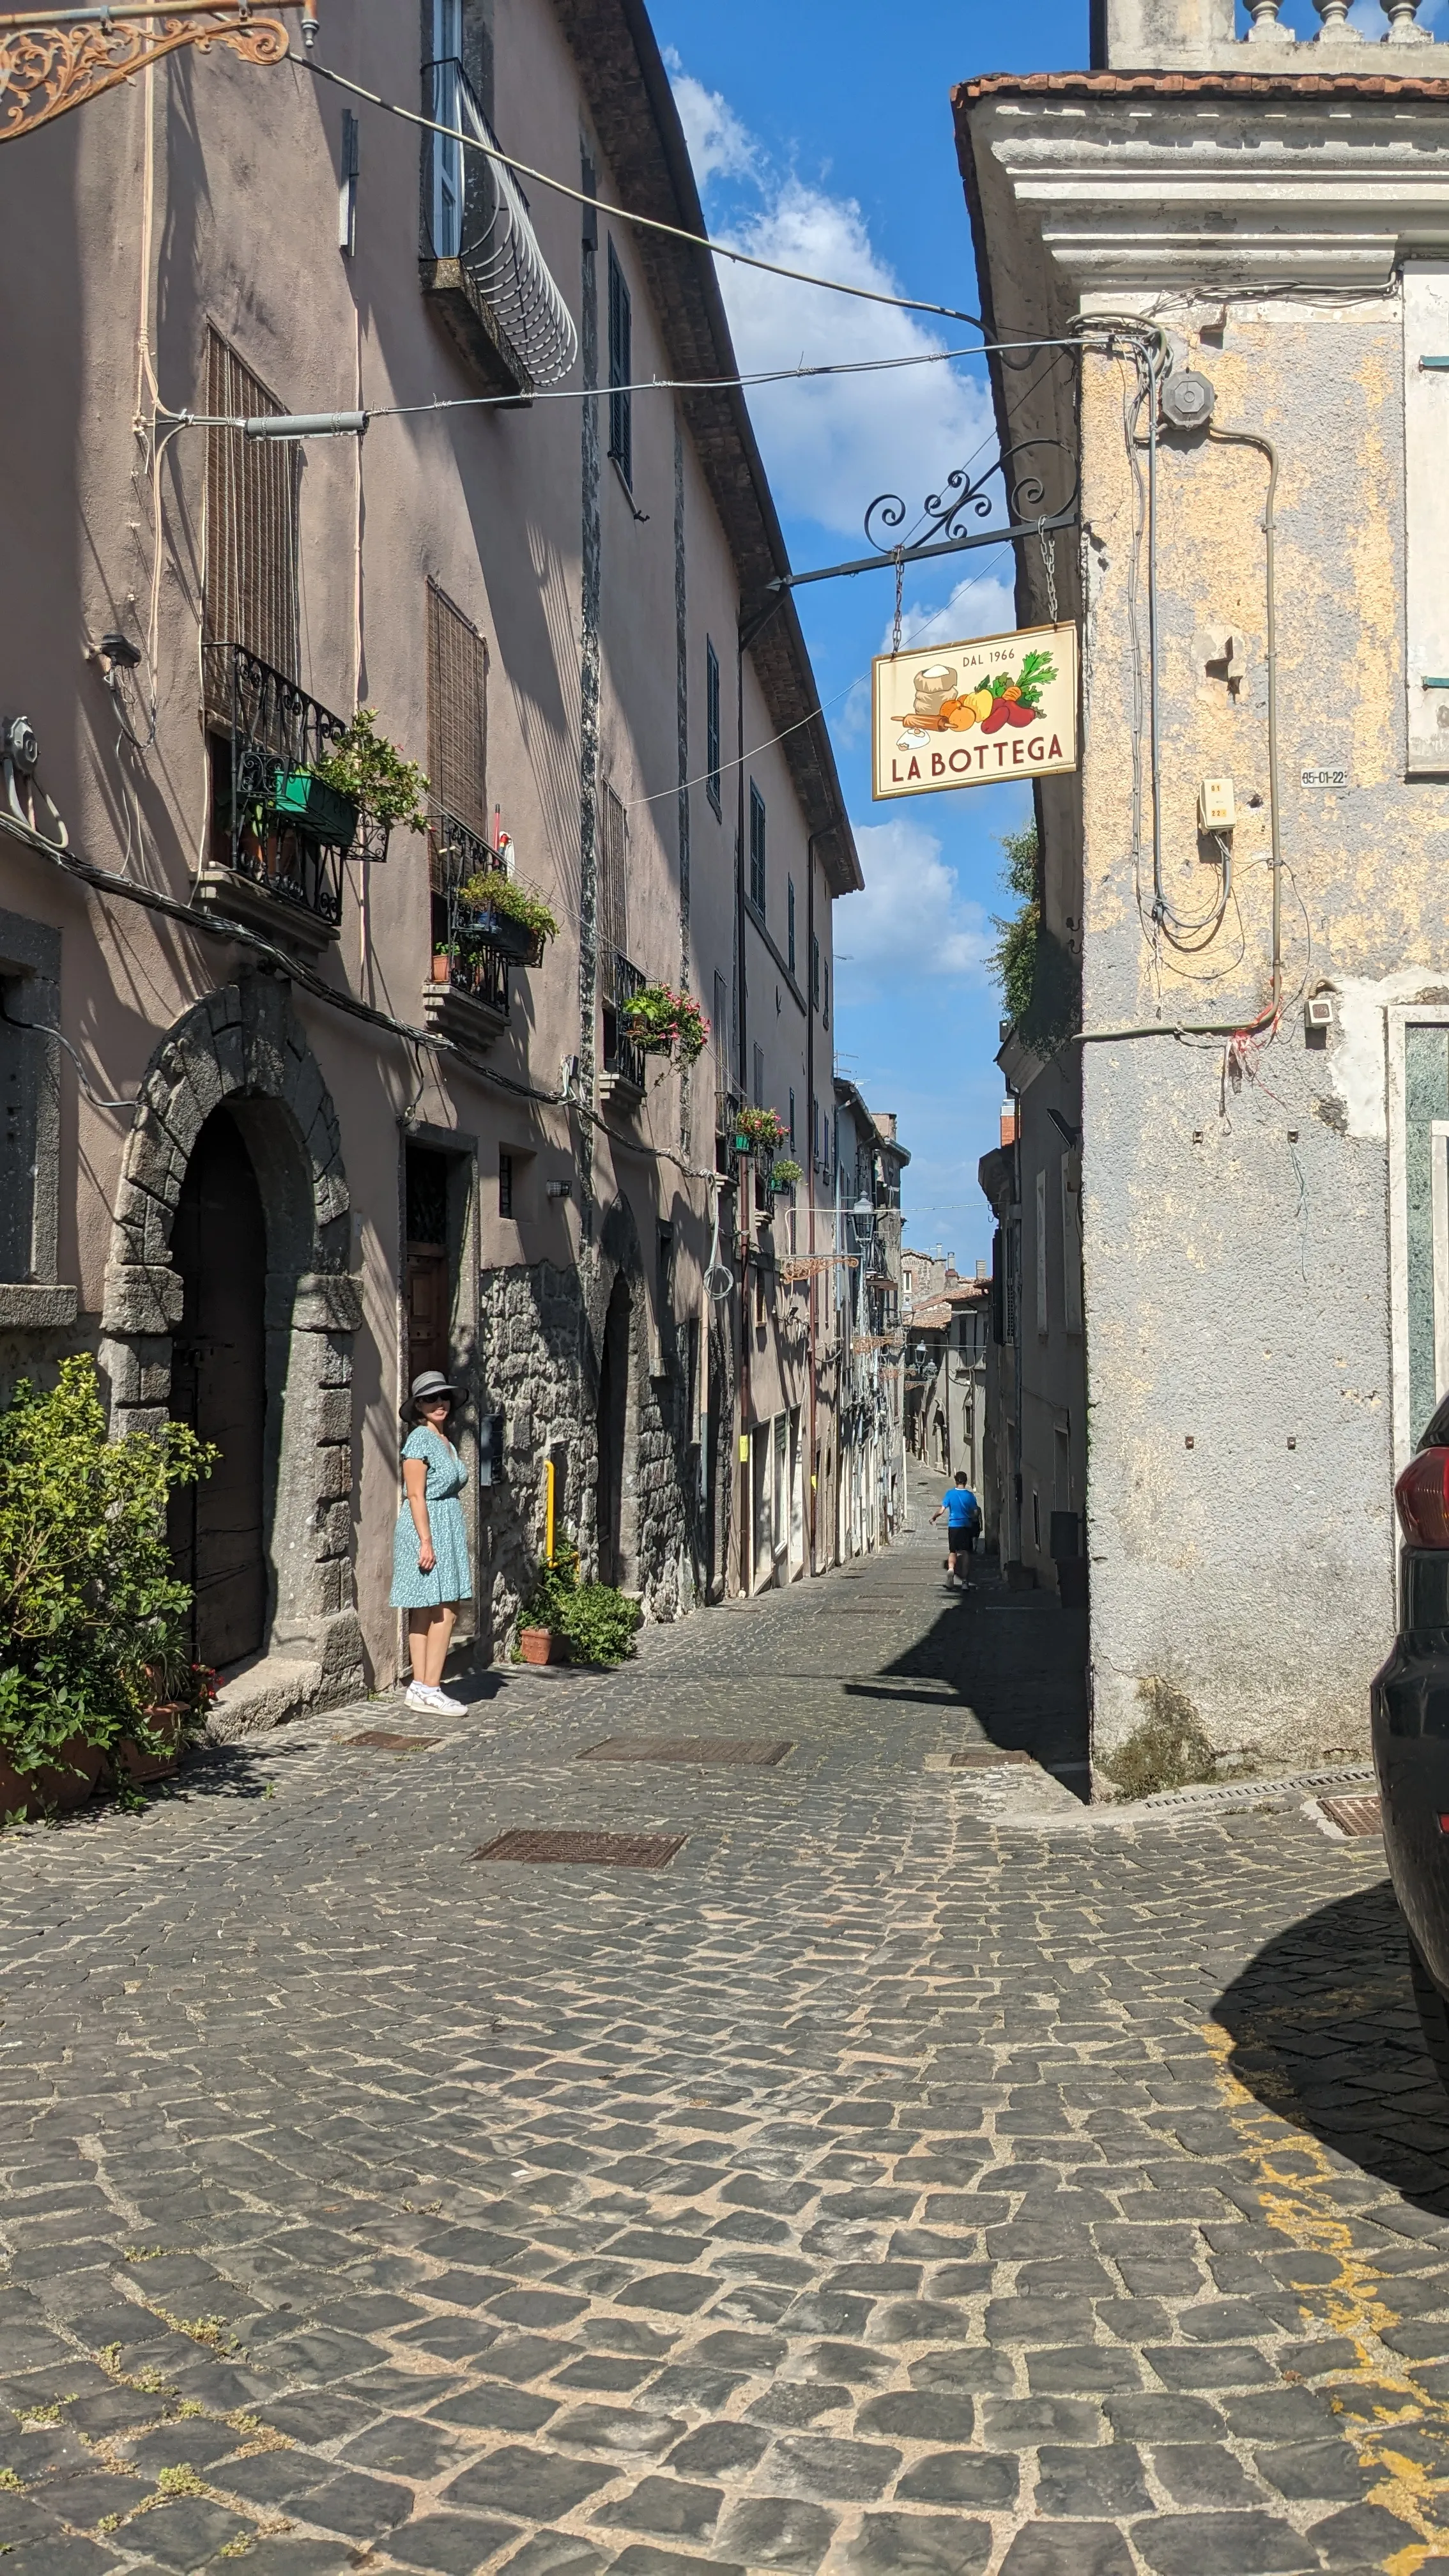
[
  {"xmin": 168, "ymin": 1108, "xmax": 267, "ymax": 1669},
  {"xmin": 406, "ymin": 1246, "xmax": 449, "ymax": 1384}
]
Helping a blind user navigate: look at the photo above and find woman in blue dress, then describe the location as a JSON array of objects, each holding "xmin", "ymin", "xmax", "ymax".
[{"xmin": 390, "ymin": 1370, "xmax": 472, "ymax": 1713}]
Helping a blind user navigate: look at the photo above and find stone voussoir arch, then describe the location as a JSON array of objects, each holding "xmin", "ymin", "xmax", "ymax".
[{"xmin": 99, "ymin": 972, "xmax": 365, "ymax": 1719}]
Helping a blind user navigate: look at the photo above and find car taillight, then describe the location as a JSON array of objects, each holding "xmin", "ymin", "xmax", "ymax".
[{"xmin": 1397, "ymin": 1447, "xmax": 1449, "ymax": 1547}]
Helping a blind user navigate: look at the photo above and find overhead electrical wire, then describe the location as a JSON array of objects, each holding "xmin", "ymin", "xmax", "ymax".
[{"xmin": 300, "ymin": 52, "xmax": 989, "ymax": 337}]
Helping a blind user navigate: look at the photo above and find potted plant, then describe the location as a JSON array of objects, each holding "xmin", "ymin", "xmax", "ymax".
[
  {"xmin": 459, "ymin": 868, "xmax": 558, "ymax": 969},
  {"xmin": 620, "ymin": 983, "xmax": 710, "ymax": 1063},
  {"xmin": 112, "ymin": 1659, "xmax": 217, "ymax": 1786},
  {"xmin": 734, "ymin": 1104, "xmax": 786, "ymax": 1156},
  {"xmin": 301, "ymin": 707, "xmax": 429, "ymax": 861},
  {"xmin": 769, "ymin": 1158, "xmax": 802, "ymax": 1193},
  {"xmin": 514, "ymin": 1542, "xmax": 644, "ymax": 1669},
  {"xmin": 516, "ymin": 1545, "xmax": 578, "ymax": 1666}
]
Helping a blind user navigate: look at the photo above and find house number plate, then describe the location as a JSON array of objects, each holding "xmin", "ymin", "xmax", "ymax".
[{"xmin": 1301, "ymin": 766, "xmax": 1348, "ymax": 789}]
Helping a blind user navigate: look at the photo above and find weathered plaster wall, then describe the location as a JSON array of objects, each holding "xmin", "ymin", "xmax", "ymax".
[{"xmin": 1078, "ymin": 291, "xmax": 1422, "ymax": 1761}]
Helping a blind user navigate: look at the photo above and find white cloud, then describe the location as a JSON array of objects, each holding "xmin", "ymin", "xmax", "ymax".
[
  {"xmin": 834, "ymin": 816, "xmax": 992, "ymax": 1003},
  {"xmin": 882, "ymin": 567, "xmax": 1020, "ymax": 658},
  {"xmin": 666, "ymin": 61, "xmax": 993, "ymax": 538},
  {"xmin": 665, "ymin": 61, "xmax": 756, "ymax": 187}
]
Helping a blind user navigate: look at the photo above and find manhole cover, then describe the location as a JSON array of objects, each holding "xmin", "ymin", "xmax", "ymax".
[
  {"xmin": 338, "ymin": 1731, "xmax": 438, "ymax": 1751},
  {"xmin": 950, "ymin": 1747, "xmax": 1035, "ymax": 1768},
  {"xmin": 471, "ymin": 1829, "xmax": 687, "ymax": 1867},
  {"xmin": 1319, "ymin": 1793, "xmax": 1381, "ymax": 1836},
  {"xmin": 579, "ymin": 1738, "xmax": 792, "ymax": 1767}
]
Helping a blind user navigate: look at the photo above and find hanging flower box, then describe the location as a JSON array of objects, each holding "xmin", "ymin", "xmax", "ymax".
[
  {"xmin": 734, "ymin": 1104, "xmax": 786, "ymax": 1156},
  {"xmin": 769, "ymin": 1159, "xmax": 802, "ymax": 1194},
  {"xmin": 273, "ymin": 769, "xmax": 359, "ymax": 850},
  {"xmin": 620, "ymin": 983, "xmax": 710, "ymax": 1063},
  {"xmin": 459, "ymin": 868, "xmax": 557, "ymax": 969}
]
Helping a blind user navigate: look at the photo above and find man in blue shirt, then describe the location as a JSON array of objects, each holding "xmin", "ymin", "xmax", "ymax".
[{"xmin": 932, "ymin": 1471, "xmax": 981, "ymax": 1586}]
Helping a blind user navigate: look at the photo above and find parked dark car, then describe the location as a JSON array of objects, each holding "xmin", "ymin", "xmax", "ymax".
[{"xmin": 1371, "ymin": 1393, "xmax": 1449, "ymax": 2082}]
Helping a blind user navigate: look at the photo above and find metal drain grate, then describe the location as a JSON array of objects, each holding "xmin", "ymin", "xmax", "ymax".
[
  {"xmin": 1318, "ymin": 1793, "xmax": 1381, "ymax": 1837},
  {"xmin": 471, "ymin": 1828, "xmax": 687, "ymax": 1867},
  {"xmin": 579, "ymin": 1737, "xmax": 792, "ymax": 1767},
  {"xmin": 338, "ymin": 1731, "xmax": 438, "ymax": 1751},
  {"xmin": 951, "ymin": 1747, "xmax": 1035, "ymax": 1769}
]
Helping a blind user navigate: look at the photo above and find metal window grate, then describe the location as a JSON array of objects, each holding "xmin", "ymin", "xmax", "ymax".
[
  {"xmin": 427, "ymin": 579, "xmax": 489, "ymax": 880},
  {"xmin": 598, "ymin": 784, "xmax": 628, "ymax": 999},
  {"xmin": 472, "ymin": 1828, "xmax": 686, "ymax": 1867},
  {"xmin": 204, "ymin": 330, "xmax": 299, "ymax": 696}
]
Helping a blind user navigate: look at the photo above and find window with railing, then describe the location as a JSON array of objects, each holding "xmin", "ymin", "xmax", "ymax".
[
  {"xmin": 430, "ymin": 811, "xmax": 509, "ymax": 1019},
  {"xmin": 422, "ymin": 18, "xmax": 576, "ymax": 394},
  {"xmin": 602, "ymin": 952, "xmax": 646, "ymax": 1091},
  {"xmin": 204, "ymin": 646, "xmax": 353, "ymax": 930}
]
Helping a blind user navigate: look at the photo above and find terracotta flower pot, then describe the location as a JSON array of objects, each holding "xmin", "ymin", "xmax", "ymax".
[
  {"xmin": 519, "ymin": 1626, "xmax": 565, "ymax": 1666},
  {"xmin": 114, "ymin": 1703, "xmax": 187, "ymax": 1786},
  {"xmin": 0, "ymin": 1732, "xmax": 105, "ymax": 1824}
]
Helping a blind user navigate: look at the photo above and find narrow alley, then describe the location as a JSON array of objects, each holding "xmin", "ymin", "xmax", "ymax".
[{"xmin": 1, "ymin": 1473, "xmax": 1445, "ymax": 2576}]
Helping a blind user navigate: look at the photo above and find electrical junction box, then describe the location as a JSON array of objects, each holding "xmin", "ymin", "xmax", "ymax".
[
  {"xmin": 1198, "ymin": 774, "xmax": 1236, "ymax": 833},
  {"xmin": 478, "ymin": 1413, "xmax": 505, "ymax": 1486},
  {"xmin": 1305, "ymin": 995, "xmax": 1335, "ymax": 1031}
]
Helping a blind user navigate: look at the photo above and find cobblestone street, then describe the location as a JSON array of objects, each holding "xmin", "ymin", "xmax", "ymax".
[{"xmin": 4, "ymin": 1468, "xmax": 1448, "ymax": 2576}]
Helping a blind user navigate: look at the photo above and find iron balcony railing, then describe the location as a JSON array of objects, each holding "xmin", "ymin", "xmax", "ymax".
[
  {"xmin": 205, "ymin": 643, "xmax": 355, "ymax": 930},
  {"xmin": 432, "ymin": 811, "xmax": 509, "ymax": 1019},
  {"xmin": 423, "ymin": 55, "xmax": 577, "ymax": 390},
  {"xmin": 602, "ymin": 952, "xmax": 647, "ymax": 1091}
]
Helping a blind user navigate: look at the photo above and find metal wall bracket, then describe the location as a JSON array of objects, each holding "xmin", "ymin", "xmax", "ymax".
[
  {"xmin": 0, "ymin": 3, "xmax": 314, "ymax": 145},
  {"xmin": 770, "ymin": 439, "xmax": 1080, "ymax": 594}
]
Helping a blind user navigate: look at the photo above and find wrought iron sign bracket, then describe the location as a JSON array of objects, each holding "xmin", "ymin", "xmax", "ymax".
[
  {"xmin": 768, "ymin": 438, "xmax": 1079, "ymax": 595},
  {"xmin": 0, "ymin": 1, "xmax": 317, "ymax": 145}
]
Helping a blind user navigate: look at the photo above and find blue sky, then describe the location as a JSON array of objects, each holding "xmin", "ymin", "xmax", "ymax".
[{"xmin": 647, "ymin": 0, "xmax": 1092, "ymax": 1270}]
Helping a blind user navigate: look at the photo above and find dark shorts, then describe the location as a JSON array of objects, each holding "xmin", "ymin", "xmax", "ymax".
[{"xmin": 946, "ymin": 1523, "xmax": 976, "ymax": 1552}]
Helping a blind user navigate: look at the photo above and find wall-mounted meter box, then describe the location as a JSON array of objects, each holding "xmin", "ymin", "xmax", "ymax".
[
  {"xmin": 1198, "ymin": 774, "xmax": 1236, "ymax": 833},
  {"xmin": 479, "ymin": 1413, "xmax": 506, "ymax": 1486}
]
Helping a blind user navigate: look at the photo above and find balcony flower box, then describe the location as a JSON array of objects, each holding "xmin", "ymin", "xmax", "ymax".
[
  {"xmin": 734, "ymin": 1104, "xmax": 786, "ymax": 1156},
  {"xmin": 620, "ymin": 983, "xmax": 710, "ymax": 1064},
  {"xmin": 459, "ymin": 866, "xmax": 556, "ymax": 969},
  {"xmin": 468, "ymin": 903, "xmax": 539, "ymax": 966},
  {"xmin": 273, "ymin": 768, "xmax": 359, "ymax": 850}
]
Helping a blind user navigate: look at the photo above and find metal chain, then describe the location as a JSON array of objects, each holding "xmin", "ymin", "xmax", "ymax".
[
  {"xmin": 1036, "ymin": 518, "xmax": 1059, "ymax": 625},
  {"xmin": 891, "ymin": 548, "xmax": 904, "ymax": 656}
]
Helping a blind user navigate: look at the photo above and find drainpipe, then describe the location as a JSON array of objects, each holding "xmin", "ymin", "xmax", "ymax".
[
  {"xmin": 805, "ymin": 829, "xmax": 824, "ymax": 1575},
  {"xmin": 735, "ymin": 624, "xmax": 749, "ymax": 1594}
]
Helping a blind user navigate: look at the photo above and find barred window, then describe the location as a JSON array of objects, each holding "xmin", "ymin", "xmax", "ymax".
[
  {"xmin": 427, "ymin": 579, "xmax": 488, "ymax": 885},
  {"xmin": 787, "ymin": 876, "xmax": 796, "ymax": 975},
  {"xmin": 204, "ymin": 328, "xmax": 298, "ymax": 684}
]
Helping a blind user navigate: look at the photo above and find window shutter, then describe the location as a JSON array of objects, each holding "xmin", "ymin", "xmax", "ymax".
[{"xmin": 204, "ymin": 328, "xmax": 299, "ymax": 689}]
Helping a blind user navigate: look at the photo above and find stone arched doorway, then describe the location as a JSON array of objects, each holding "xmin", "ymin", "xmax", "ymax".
[
  {"xmin": 167, "ymin": 1105, "xmax": 268, "ymax": 1668},
  {"xmin": 596, "ymin": 1271, "xmax": 631, "ymax": 1588},
  {"xmin": 100, "ymin": 975, "xmax": 365, "ymax": 1726}
]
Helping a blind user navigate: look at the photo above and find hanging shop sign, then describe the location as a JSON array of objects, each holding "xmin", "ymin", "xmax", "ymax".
[{"xmin": 871, "ymin": 622, "xmax": 1078, "ymax": 801}]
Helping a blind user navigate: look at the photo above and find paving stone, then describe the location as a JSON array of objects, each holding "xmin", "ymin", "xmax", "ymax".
[
  {"xmin": 1130, "ymin": 2512, "xmax": 1321, "ymax": 2572},
  {"xmin": 855, "ymin": 2393, "xmax": 975, "ymax": 2444},
  {"xmin": 1150, "ymin": 2446, "xmax": 1268, "ymax": 2507},
  {"xmin": 130, "ymin": 2497, "xmax": 253, "ymax": 2566},
  {"xmin": 714, "ymin": 2496, "xmax": 838, "ymax": 2573},
  {"xmin": 843, "ymin": 2513, "xmax": 992, "ymax": 2576},
  {"xmin": 40, "ymin": 2473, "xmax": 150, "ymax": 2529},
  {"xmin": 765, "ymin": 2436, "xmax": 903, "ymax": 2501},
  {"xmin": 363, "ymin": 2518, "xmax": 521, "ymax": 2576},
  {"xmin": 551, "ymin": 2407, "xmax": 684, "ymax": 2458},
  {"xmin": 591, "ymin": 2476, "xmax": 723, "ymax": 2539},
  {"xmin": 996, "ymin": 2527, "xmax": 1135, "ymax": 2576},
  {"xmin": 894, "ymin": 2451, "xmax": 1018, "ymax": 2508},
  {"xmin": 747, "ymin": 2386, "xmax": 854, "ymax": 2428},
  {"xmin": 608, "ymin": 2552, "xmax": 740, "ymax": 2576},
  {"xmin": 498, "ymin": 2536, "xmax": 606, "ymax": 2576},
  {"xmin": 1252, "ymin": 2442, "xmax": 1376, "ymax": 2503},
  {"xmin": 442, "ymin": 2449, "xmax": 613, "ymax": 2523}
]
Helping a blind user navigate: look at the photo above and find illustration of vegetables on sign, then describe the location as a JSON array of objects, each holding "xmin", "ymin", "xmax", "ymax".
[{"xmin": 871, "ymin": 622, "xmax": 1078, "ymax": 801}]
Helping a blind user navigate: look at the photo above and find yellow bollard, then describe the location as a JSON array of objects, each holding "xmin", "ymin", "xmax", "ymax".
[{"xmin": 544, "ymin": 1455, "xmax": 556, "ymax": 1564}]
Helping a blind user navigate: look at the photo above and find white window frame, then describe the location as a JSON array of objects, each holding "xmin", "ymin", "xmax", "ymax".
[{"xmin": 429, "ymin": 0, "xmax": 463, "ymax": 261}]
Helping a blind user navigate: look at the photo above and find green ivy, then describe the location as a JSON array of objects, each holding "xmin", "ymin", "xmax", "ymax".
[{"xmin": 0, "ymin": 1356, "xmax": 215, "ymax": 1774}]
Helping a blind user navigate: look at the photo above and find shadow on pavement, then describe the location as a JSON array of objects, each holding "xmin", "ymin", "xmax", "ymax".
[
  {"xmin": 848, "ymin": 1560, "xmax": 1091, "ymax": 1779},
  {"xmin": 1214, "ymin": 1879, "xmax": 1449, "ymax": 2211}
]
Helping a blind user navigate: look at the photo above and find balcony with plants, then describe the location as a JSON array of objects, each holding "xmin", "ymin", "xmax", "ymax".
[
  {"xmin": 600, "ymin": 954, "xmax": 647, "ymax": 1109},
  {"xmin": 199, "ymin": 652, "xmax": 424, "ymax": 951},
  {"xmin": 424, "ymin": 816, "xmax": 558, "ymax": 1048}
]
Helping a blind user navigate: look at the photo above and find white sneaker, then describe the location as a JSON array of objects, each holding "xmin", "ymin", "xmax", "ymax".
[
  {"xmin": 420, "ymin": 1684, "xmax": 458, "ymax": 1712},
  {"xmin": 403, "ymin": 1683, "xmax": 434, "ymax": 1712}
]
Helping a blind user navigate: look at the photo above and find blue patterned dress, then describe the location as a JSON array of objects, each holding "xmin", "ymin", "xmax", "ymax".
[{"xmin": 390, "ymin": 1426, "xmax": 472, "ymax": 1609}]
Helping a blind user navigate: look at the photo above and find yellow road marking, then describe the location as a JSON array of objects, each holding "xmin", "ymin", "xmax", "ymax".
[{"xmin": 1204, "ymin": 2018, "xmax": 1449, "ymax": 2569}]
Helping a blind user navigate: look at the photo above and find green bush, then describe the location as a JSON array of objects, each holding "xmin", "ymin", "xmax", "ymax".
[
  {"xmin": 516, "ymin": 1540, "xmax": 643, "ymax": 1667},
  {"xmin": 0, "ymin": 1356, "xmax": 215, "ymax": 1774}
]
